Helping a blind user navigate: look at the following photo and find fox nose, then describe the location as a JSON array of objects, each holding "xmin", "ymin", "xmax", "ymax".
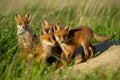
[
  {"xmin": 22, "ymin": 26, "xmax": 25, "ymax": 29},
  {"xmin": 22, "ymin": 26, "xmax": 28, "ymax": 30},
  {"xmin": 45, "ymin": 29, "xmax": 49, "ymax": 33}
]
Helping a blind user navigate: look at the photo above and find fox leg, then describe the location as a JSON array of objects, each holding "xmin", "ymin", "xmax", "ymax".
[
  {"xmin": 82, "ymin": 42, "xmax": 89, "ymax": 61},
  {"xmin": 89, "ymin": 43, "xmax": 95, "ymax": 58},
  {"xmin": 61, "ymin": 52, "xmax": 69, "ymax": 65},
  {"xmin": 37, "ymin": 54, "xmax": 47, "ymax": 66},
  {"xmin": 40, "ymin": 58, "xmax": 47, "ymax": 67},
  {"xmin": 65, "ymin": 53, "xmax": 71, "ymax": 64},
  {"xmin": 61, "ymin": 46, "xmax": 71, "ymax": 64}
]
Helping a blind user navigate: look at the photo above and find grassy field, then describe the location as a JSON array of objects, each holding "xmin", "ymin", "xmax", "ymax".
[{"xmin": 0, "ymin": 0, "xmax": 120, "ymax": 80}]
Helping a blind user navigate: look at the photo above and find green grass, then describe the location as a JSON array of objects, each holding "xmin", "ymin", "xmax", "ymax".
[{"xmin": 0, "ymin": 0, "xmax": 120, "ymax": 80}]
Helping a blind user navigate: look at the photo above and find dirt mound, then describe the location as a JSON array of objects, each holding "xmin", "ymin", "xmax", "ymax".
[
  {"xmin": 69, "ymin": 45, "xmax": 120, "ymax": 73},
  {"xmin": 52, "ymin": 40, "xmax": 120, "ymax": 79}
]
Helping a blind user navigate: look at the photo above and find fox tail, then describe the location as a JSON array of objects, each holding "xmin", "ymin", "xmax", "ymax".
[{"xmin": 93, "ymin": 32, "xmax": 116, "ymax": 42}]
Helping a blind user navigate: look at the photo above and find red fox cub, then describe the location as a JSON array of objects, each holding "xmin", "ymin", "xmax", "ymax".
[
  {"xmin": 53, "ymin": 25, "xmax": 75, "ymax": 64},
  {"xmin": 33, "ymin": 29, "xmax": 56, "ymax": 65},
  {"xmin": 21, "ymin": 28, "xmax": 57, "ymax": 65},
  {"xmin": 53, "ymin": 24, "xmax": 115, "ymax": 62},
  {"xmin": 41, "ymin": 19, "xmax": 63, "ymax": 64},
  {"xmin": 15, "ymin": 12, "xmax": 37, "ymax": 51},
  {"xmin": 41, "ymin": 19, "xmax": 60, "ymax": 33},
  {"xmin": 41, "ymin": 19, "xmax": 54, "ymax": 33}
]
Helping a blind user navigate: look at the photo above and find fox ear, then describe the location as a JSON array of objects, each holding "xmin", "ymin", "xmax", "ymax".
[
  {"xmin": 25, "ymin": 12, "xmax": 31, "ymax": 21},
  {"xmin": 53, "ymin": 25, "xmax": 60, "ymax": 31},
  {"xmin": 41, "ymin": 19, "xmax": 48, "ymax": 27},
  {"xmin": 15, "ymin": 13, "xmax": 21, "ymax": 20},
  {"xmin": 40, "ymin": 29, "xmax": 47, "ymax": 36},
  {"xmin": 48, "ymin": 29, "xmax": 52, "ymax": 34},
  {"xmin": 64, "ymin": 26, "xmax": 70, "ymax": 31},
  {"xmin": 56, "ymin": 21, "xmax": 60, "ymax": 25}
]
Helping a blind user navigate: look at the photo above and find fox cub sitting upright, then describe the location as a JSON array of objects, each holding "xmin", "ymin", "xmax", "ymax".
[
  {"xmin": 34, "ymin": 29, "xmax": 56, "ymax": 65},
  {"xmin": 53, "ymin": 24, "xmax": 115, "ymax": 63},
  {"xmin": 15, "ymin": 12, "xmax": 37, "ymax": 51},
  {"xmin": 41, "ymin": 19, "xmax": 63, "ymax": 66}
]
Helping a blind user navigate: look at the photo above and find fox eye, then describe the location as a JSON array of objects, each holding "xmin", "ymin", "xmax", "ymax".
[
  {"xmin": 58, "ymin": 35, "xmax": 61, "ymax": 38},
  {"xmin": 19, "ymin": 22, "xmax": 22, "ymax": 25},
  {"xmin": 25, "ymin": 22, "xmax": 29, "ymax": 25},
  {"xmin": 48, "ymin": 38, "xmax": 51, "ymax": 41},
  {"xmin": 45, "ymin": 29, "xmax": 49, "ymax": 33},
  {"xmin": 63, "ymin": 35, "xmax": 66, "ymax": 38}
]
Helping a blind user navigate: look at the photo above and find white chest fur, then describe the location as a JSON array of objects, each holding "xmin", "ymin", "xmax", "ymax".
[
  {"xmin": 60, "ymin": 43, "xmax": 71, "ymax": 57},
  {"xmin": 17, "ymin": 25, "xmax": 32, "ymax": 48}
]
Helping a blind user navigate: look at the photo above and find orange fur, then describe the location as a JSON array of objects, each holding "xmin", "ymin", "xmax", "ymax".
[
  {"xmin": 15, "ymin": 13, "xmax": 57, "ymax": 65},
  {"xmin": 41, "ymin": 19, "xmax": 60, "ymax": 33},
  {"xmin": 21, "ymin": 29, "xmax": 57, "ymax": 66},
  {"xmin": 33, "ymin": 29, "xmax": 56, "ymax": 65},
  {"xmin": 15, "ymin": 12, "xmax": 38, "ymax": 62},
  {"xmin": 41, "ymin": 19, "xmax": 62, "ymax": 64},
  {"xmin": 54, "ymin": 25, "xmax": 115, "ymax": 63},
  {"xmin": 15, "ymin": 12, "xmax": 37, "ymax": 50},
  {"xmin": 53, "ymin": 25, "xmax": 75, "ymax": 64}
]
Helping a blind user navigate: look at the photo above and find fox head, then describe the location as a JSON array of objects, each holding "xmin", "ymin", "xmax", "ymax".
[
  {"xmin": 40, "ymin": 29, "xmax": 56, "ymax": 47},
  {"xmin": 41, "ymin": 19, "xmax": 53, "ymax": 33},
  {"xmin": 41, "ymin": 19, "xmax": 60, "ymax": 33},
  {"xmin": 53, "ymin": 24, "xmax": 70, "ymax": 43},
  {"xmin": 15, "ymin": 13, "xmax": 31, "ymax": 30}
]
